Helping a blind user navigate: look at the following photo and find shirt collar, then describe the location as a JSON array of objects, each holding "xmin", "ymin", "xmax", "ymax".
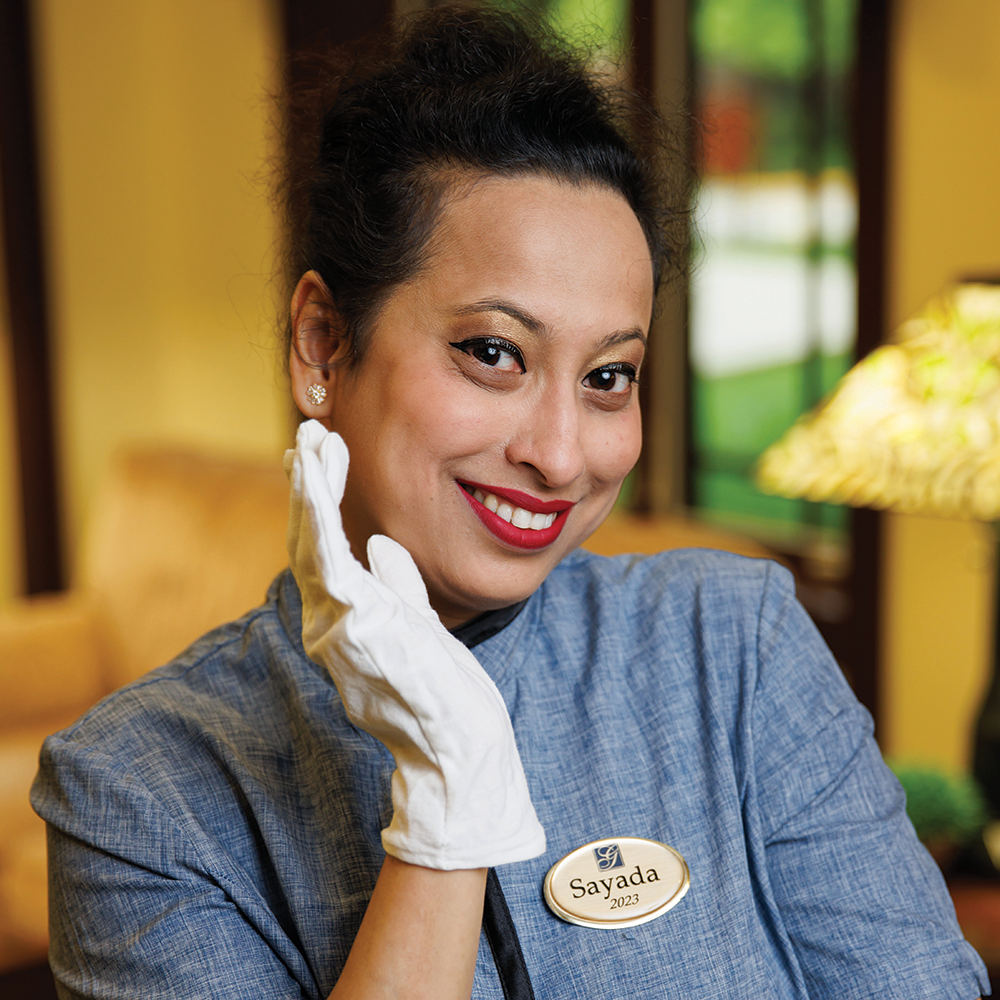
[
  {"xmin": 449, "ymin": 600, "xmax": 528, "ymax": 649},
  {"xmin": 275, "ymin": 568, "xmax": 526, "ymax": 657}
]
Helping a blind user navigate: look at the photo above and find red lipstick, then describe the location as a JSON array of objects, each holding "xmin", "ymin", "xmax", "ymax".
[
  {"xmin": 458, "ymin": 481, "xmax": 575, "ymax": 550},
  {"xmin": 459, "ymin": 481, "xmax": 573, "ymax": 515}
]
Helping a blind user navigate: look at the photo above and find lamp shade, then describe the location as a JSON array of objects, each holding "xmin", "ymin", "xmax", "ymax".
[{"xmin": 756, "ymin": 283, "xmax": 1000, "ymax": 520}]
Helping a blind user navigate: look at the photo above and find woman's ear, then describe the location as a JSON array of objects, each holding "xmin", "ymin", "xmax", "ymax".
[{"xmin": 289, "ymin": 270, "xmax": 348, "ymax": 424}]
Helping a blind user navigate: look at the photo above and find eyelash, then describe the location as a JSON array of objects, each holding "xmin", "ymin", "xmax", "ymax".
[
  {"xmin": 584, "ymin": 363, "xmax": 639, "ymax": 394},
  {"xmin": 449, "ymin": 337, "xmax": 639, "ymax": 394},
  {"xmin": 449, "ymin": 337, "xmax": 525, "ymax": 372}
]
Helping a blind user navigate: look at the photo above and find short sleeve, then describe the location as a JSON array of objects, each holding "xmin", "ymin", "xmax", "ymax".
[
  {"xmin": 33, "ymin": 735, "xmax": 319, "ymax": 1000},
  {"xmin": 751, "ymin": 564, "xmax": 989, "ymax": 999}
]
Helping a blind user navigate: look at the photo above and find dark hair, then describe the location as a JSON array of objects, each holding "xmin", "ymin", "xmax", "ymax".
[{"xmin": 278, "ymin": 3, "xmax": 691, "ymax": 367}]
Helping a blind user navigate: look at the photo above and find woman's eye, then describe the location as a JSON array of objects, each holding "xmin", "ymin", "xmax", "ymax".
[
  {"xmin": 450, "ymin": 338, "xmax": 524, "ymax": 373},
  {"xmin": 584, "ymin": 365, "xmax": 636, "ymax": 394}
]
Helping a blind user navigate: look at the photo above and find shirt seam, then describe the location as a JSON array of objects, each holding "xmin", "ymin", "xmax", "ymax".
[{"xmin": 58, "ymin": 605, "xmax": 276, "ymax": 739}]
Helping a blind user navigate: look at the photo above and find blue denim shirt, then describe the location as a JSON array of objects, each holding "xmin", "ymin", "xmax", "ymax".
[{"xmin": 32, "ymin": 549, "xmax": 989, "ymax": 999}]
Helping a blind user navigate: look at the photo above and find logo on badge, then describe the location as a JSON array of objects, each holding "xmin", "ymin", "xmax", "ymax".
[{"xmin": 593, "ymin": 842, "xmax": 625, "ymax": 871}]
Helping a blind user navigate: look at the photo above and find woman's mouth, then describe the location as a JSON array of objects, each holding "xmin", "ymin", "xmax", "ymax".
[{"xmin": 458, "ymin": 481, "xmax": 574, "ymax": 550}]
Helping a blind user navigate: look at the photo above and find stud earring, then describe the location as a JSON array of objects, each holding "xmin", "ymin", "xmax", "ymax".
[{"xmin": 305, "ymin": 383, "xmax": 327, "ymax": 406}]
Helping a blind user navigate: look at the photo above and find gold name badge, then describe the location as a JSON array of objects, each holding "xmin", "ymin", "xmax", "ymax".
[{"xmin": 543, "ymin": 837, "xmax": 689, "ymax": 929}]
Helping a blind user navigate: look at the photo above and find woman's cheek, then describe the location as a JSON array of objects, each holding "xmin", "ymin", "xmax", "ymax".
[
  {"xmin": 439, "ymin": 393, "xmax": 510, "ymax": 448},
  {"xmin": 590, "ymin": 414, "xmax": 642, "ymax": 484}
]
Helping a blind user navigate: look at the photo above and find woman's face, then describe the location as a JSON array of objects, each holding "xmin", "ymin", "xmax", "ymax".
[{"xmin": 296, "ymin": 174, "xmax": 654, "ymax": 627}]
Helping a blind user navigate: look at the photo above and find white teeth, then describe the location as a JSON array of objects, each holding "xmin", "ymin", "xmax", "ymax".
[
  {"xmin": 511, "ymin": 507, "xmax": 533, "ymax": 529},
  {"xmin": 466, "ymin": 486, "xmax": 558, "ymax": 531}
]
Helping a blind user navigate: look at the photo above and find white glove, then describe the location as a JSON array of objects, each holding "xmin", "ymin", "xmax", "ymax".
[{"xmin": 285, "ymin": 420, "xmax": 546, "ymax": 870}]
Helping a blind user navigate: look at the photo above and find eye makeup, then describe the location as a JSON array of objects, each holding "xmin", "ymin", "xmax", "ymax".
[{"xmin": 449, "ymin": 336, "xmax": 525, "ymax": 372}]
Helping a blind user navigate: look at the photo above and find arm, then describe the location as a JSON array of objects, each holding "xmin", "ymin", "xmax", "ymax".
[
  {"xmin": 37, "ymin": 730, "xmax": 487, "ymax": 1000},
  {"xmin": 752, "ymin": 564, "xmax": 988, "ymax": 999},
  {"xmin": 330, "ymin": 858, "xmax": 486, "ymax": 1000}
]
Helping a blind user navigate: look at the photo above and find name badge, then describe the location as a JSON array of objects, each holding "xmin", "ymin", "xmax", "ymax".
[{"xmin": 543, "ymin": 837, "xmax": 689, "ymax": 929}]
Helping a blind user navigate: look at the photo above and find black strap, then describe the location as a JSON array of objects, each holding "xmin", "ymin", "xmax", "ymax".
[
  {"xmin": 483, "ymin": 868, "xmax": 536, "ymax": 1000},
  {"xmin": 451, "ymin": 607, "xmax": 535, "ymax": 998}
]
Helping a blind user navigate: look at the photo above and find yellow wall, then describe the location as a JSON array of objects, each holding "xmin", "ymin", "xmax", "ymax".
[
  {"xmin": 882, "ymin": 1, "xmax": 1000, "ymax": 768},
  {"xmin": 15, "ymin": 0, "xmax": 290, "ymax": 590}
]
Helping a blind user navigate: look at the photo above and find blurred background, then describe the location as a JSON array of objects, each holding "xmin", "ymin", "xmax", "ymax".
[
  {"xmin": 4, "ymin": 0, "xmax": 996, "ymax": 771},
  {"xmin": 2, "ymin": 0, "xmax": 1000, "ymax": 983}
]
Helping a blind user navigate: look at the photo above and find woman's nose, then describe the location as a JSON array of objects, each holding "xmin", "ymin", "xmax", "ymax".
[{"xmin": 504, "ymin": 388, "xmax": 586, "ymax": 490}]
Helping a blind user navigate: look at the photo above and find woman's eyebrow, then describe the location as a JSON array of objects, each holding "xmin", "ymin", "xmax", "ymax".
[
  {"xmin": 597, "ymin": 329, "xmax": 647, "ymax": 351},
  {"xmin": 454, "ymin": 301, "xmax": 647, "ymax": 351},
  {"xmin": 454, "ymin": 299, "xmax": 545, "ymax": 334}
]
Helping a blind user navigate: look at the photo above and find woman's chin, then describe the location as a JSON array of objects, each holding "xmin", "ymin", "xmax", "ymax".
[
  {"xmin": 427, "ymin": 577, "xmax": 539, "ymax": 630},
  {"xmin": 393, "ymin": 511, "xmax": 605, "ymax": 629}
]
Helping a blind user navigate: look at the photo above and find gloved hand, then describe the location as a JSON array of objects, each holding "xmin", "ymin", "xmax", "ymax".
[{"xmin": 285, "ymin": 419, "xmax": 546, "ymax": 870}]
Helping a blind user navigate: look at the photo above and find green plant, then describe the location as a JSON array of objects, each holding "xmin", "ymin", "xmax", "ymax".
[{"xmin": 888, "ymin": 762, "xmax": 987, "ymax": 846}]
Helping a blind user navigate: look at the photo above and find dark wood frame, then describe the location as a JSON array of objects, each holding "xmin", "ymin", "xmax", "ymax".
[
  {"xmin": 0, "ymin": 0, "xmax": 63, "ymax": 595},
  {"xmin": 631, "ymin": 0, "xmax": 691, "ymax": 516},
  {"xmin": 827, "ymin": 0, "xmax": 893, "ymax": 726}
]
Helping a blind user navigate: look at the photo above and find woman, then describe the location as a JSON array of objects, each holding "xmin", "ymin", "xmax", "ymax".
[{"xmin": 32, "ymin": 6, "xmax": 987, "ymax": 999}]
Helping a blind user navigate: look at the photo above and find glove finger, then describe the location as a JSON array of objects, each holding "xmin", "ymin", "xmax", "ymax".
[
  {"xmin": 284, "ymin": 445, "xmax": 308, "ymax": 562},
  {"xmin": 315, "ymin": 425, "xmax": 349, "ymax": 504},
  {"xmin": 294, "ymin": 422, "xmax": 348, "ymax": 540},
  {"xmin": 295, "ymin": 418, "xmax": 328, "ymax": 452},
  {"xmin": 290, "ymin": 420, "xmax": 349, "ymax": 503},
  {"xmin": 367, "ymin": 534, "xmax": 440, "ymax": 626},
  {"xmin": 289, "ymin": 423, "xmax": 364, "ymax": 599}
]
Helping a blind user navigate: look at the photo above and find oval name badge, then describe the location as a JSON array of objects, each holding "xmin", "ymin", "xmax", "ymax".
[{"xmin": 543, "ymin": 837, "xmax": 689, "ymax": 929}]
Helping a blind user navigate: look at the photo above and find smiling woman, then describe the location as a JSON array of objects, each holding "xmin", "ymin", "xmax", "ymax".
[
  {"xmin": 291, "ymin": 176, "xmax": 652, "ymax": 624},
  {"xmin": 29, "ymin": 5, "xmax": 989, "ymax": 1000}
]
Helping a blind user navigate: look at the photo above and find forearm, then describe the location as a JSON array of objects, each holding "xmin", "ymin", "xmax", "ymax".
[{"xmin": 329, "ymin": 856, "xmax": 487, "ymax": 1000}]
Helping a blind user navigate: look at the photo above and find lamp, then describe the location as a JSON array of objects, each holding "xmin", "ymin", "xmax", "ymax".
[{"xmin": 756, "ymin": 279, "xmax": 1000, "ymax": 813}]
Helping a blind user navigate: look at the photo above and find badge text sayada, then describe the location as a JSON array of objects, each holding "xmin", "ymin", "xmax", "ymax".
[{"xmin": 570, "ymin": 865, "xmax": 661, "ymax": 900}]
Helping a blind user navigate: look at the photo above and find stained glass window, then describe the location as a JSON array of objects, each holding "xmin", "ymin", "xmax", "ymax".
[{"xmin": 689, "ymin": 0, "xmax": 858, "ymax": 555}]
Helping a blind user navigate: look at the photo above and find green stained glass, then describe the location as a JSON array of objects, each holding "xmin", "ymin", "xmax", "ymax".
[{"xmin": 689, "ymin": 0, "xmax": 858, "ymax": 547}]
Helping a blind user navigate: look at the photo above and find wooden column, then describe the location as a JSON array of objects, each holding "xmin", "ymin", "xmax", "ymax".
[
  {"xmin": 0, "ymin": 0, "xmax": 63, "ymax": 594},
  {"xmin": 845, "ymin": 0, "xmax": 893, "ymax": 727},
  {"xmin": 632, "ymin": 0, "xmax": 690, "ymax": 515}
]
